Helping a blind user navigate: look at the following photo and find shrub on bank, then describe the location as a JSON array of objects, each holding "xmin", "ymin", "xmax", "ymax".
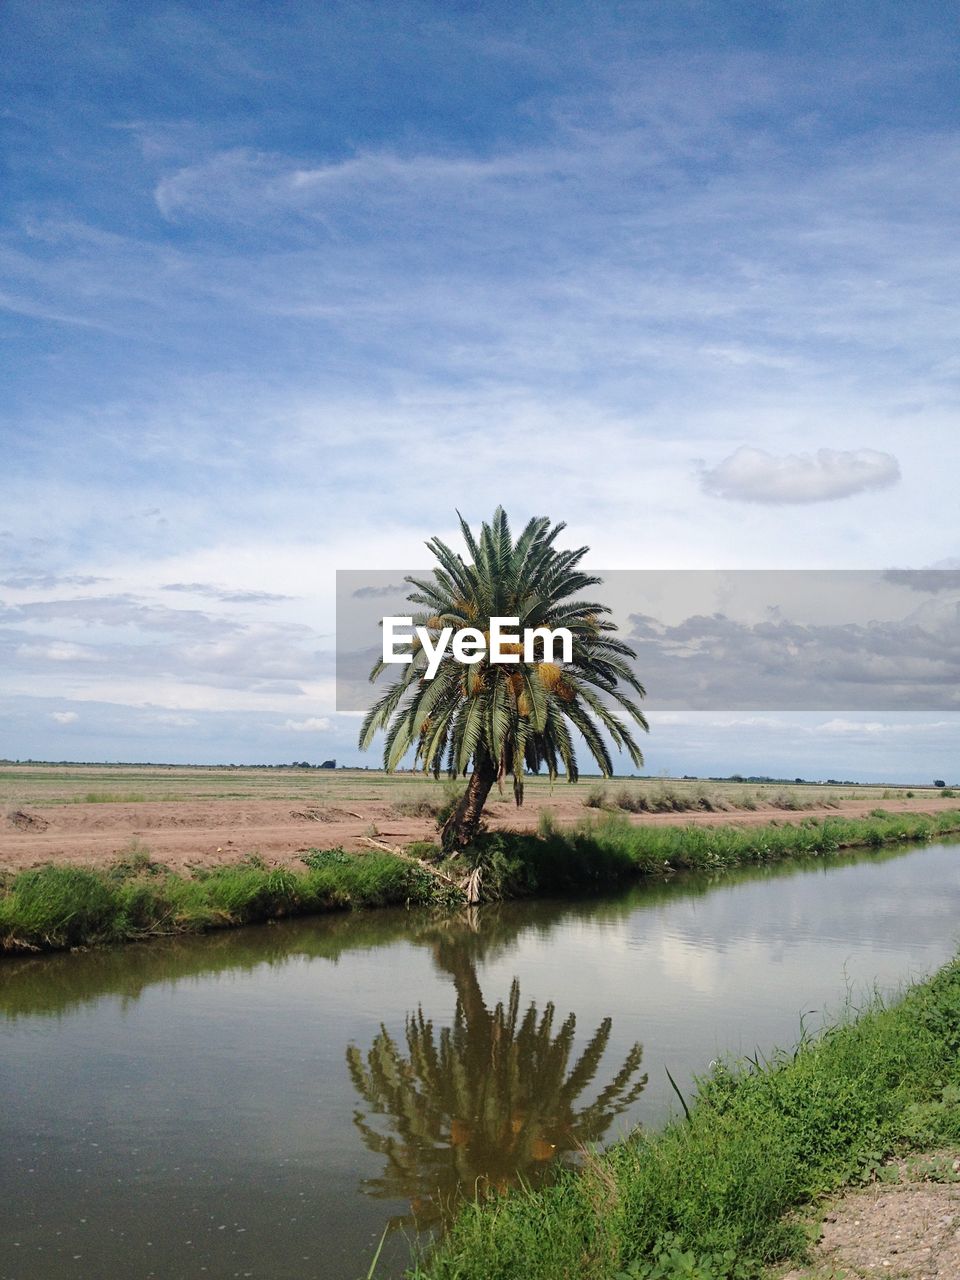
[
  {"xmin": 0, "ymin": 851, "xmax": 437, "ymax": 952},
  {"xmin": 0, "ymin": 865, "xmax": 119, "ymax": 949}
]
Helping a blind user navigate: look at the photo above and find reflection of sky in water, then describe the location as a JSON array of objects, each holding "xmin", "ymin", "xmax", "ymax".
[
  {"xmin": 2, "ymin": 842, "xmax": 959, "ymax": 1279},
  {"xmin": 477, "ymin": 845, "xmax": 960, "ymax": 1135}
]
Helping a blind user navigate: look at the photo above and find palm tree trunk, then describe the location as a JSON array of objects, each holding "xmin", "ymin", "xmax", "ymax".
[
  {"xmin": 433, "ymin": 943, "xmax": 490, "ymax": 1030},
  {"xmin": 440, "ymin": 754, "xmax": 497, "ymax": 851}
]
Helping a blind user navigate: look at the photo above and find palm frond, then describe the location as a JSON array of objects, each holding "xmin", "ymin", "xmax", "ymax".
[{"xmin": 358, "ymin": 509, "xmax": 648, "ymax": 789}]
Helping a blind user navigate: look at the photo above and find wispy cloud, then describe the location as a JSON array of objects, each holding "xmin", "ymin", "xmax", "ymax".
[
  {"xmin": 280, "ymin": 716, "xmax": 332, "ymax": 732},
  {"xmin": 162, "ymin": 581, "xmax": 293, "ymax": 603},
  {"xmin": 4, "ymin": 1, "xmax": 960, "ymax": 769},
  {"xmin": 154, "ymin": 147, "xmax": 537, "ymax": 225},
  {"xmin": 351, "ymin": 583, "xmax": 409, "ymax": 599},
  {"xmin": 0, "ymin": 572, "xmax": 107, "ymax": 589},
  {"xmin": 700, "ymin": 447, "xmax": 901, "ymax": 504},
  {"xmin": 17, "ymin": 641, "xmax": 104, "ymax": 663}
]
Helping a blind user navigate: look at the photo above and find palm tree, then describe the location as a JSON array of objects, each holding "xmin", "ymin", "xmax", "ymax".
[
  {"xmin": 359, "ymin": 507, "xmax": 648, "ymax": 850},
  {"xmin": 346, "ymin": 935, "xmax": 646, "ymax": 1228}
]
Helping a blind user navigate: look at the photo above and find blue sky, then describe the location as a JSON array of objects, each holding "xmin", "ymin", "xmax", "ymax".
[{"xmin": 3, "ymin": 0, "xmax": 960, "ymax": 779}]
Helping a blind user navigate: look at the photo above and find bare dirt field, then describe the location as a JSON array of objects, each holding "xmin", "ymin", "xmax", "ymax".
[
  {"xmin": 778, "ymin": 1153, "xmax": 960, "ymax": 1280},
  {"xmin": 1, "ymin": 765, "xmax": 957, "ymax": 874}
]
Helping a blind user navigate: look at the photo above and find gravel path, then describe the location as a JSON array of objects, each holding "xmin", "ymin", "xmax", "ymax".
[{"xmin": 779, "ymin": 1154, "xmax": 960, "ymax": 1280}]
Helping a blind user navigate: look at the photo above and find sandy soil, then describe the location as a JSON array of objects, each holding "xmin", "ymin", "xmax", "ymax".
[
  {"xmin": 779, "ymin": 1154, "xmax": 960, "ymax": 1279},
  {"xmin": 2, "ymin": 791, "xmax": 959, "ymax": 873}
]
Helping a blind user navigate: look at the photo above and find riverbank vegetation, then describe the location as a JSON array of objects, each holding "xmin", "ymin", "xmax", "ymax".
[
  {"xmin": 407, "ymin": 954, "xmax": 960, "ymax": 1280},
  {"xmin": 2, "ymin": 807, "xmax": 959, "ymax": 954},
  {"xmin": 494, "ymin": 805, "xmax": 960, "ymax": 892},
  {"xmin": 584, "ymin": 780, "xmax": 845, "ymax": 813},
  {"xmin": 581, "ymin": 779, "xmax": 959, "ymax": 815},
  {"xmin": 0, "ymin": 848, "xmax": 445, "ymax": 953}
]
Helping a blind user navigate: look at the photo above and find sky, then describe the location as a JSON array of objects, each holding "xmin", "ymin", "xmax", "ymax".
[{"xmin": 2, "ymin": 0, "xmax": 960, "ymax": 780}]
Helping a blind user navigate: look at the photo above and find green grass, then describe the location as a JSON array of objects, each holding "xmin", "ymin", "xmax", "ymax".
[
  {"xmin": 584, "ymin": 782, "xmax": 842, "ymax": 815},
  {"xmin": 76, "ymin": 791, "xmax": 149, "ymax": 804},
  {"xmin": 2, "ymin": 809, "xmax": 959, "ymax": 955},
  {"xmin": 0, "ymin": 849, "xmax": 442, "ymax": 952},
  {"xmin": 470, "ymin": 807, "xmax": 960, "ymax": 899},
  {"xmin": 408, "ymin": 956, "xmax": 960, "ymax": 1280}
]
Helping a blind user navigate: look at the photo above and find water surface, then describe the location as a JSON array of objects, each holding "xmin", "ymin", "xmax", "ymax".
[{"xmin": 2, "ymin": 841, "xmax": 959, "ymax": 1279}]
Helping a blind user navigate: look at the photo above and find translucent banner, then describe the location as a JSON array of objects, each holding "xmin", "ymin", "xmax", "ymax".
[{"xmin": 336, "ymin": 569, "xmax": 960, "ymax": 713}]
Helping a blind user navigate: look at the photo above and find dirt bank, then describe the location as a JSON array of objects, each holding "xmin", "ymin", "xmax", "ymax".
[
  {"xmin": 779, "ymin": 1153, "xmax": 960, "ymax": 1279},
  {"xmin": 3, "ymin": 791, "xmax": 959, "ymax": 873}
]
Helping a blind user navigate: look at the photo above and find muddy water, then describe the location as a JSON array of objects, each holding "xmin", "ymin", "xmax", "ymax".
[{"xmin": 2, "ymin": 841, "xmax": 959, "ymax": 1280}]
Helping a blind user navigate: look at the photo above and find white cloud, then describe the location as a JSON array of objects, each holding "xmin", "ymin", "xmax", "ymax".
[
  {"xmin": 279, "ymin": 716, "xmax": 332, "ymax": 732},
  {"xmin": 17, "ymin": 641, "xmax": 104, "ymax": 662},
  {"xmin": 50, "ymin": 710, "xmax": 79, "ymax": 724},
  {"xmin": 817, "ymin": 718, "xmax": 889, "ymax": 736},
  {"xmin": 700, "ymin": 447, "xmax": 901, "ymax": 504},
  {"xmin": 154, "ymin": 146, "xmax": 542, "ymax": 224},
  {"xmin": 815, "ymin": 718, "xmax": 954, "ymax": 737}
]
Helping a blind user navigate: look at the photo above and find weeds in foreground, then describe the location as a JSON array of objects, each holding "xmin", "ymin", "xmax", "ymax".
[
  {"xmin": 905, "ymin": 1151, "xmax": 960, "ymax": 1183},
  {"xmin": 615, "ymin": 1235, "xmax": 754, "ymax": 1279}
]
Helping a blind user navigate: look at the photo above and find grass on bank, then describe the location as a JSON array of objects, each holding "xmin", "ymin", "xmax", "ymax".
[
  {"xmin": 0, "ymin": 849, "xmax": 447, "ymax": 953},
  {"xmin": 581, "ymin": 780, "xmax": 960, "ymax": 815},
  {"xmin": 486, "ymin": 806, "xmax": 960, "ymax": 896},
  {"xmin": 583, "ymin": 781, "xmax": 840, "ymax": 814},
  {"xmin": 2, "ymin": 808, "xmax": 960, "ymax": 955},
  {"xmin": 407, "ymin": 956, "xmax": 960, "ymax": 1280}
]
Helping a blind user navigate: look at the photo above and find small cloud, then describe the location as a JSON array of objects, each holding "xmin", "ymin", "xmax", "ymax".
[
  {"xmin": 700, "ymin": 345, "xmax": 798, "ymax": 371},
  {"xmin": 50, "ymin": 710, "xmax": 79, "ymax": 725},
  {"xmin": 18, "ymin": 641, "xmax": 103, "ymax": 662},
  {"xmin": 154, "ymin": 147, "xmax": 524, "ymax": 224},
  {"xmin": 0, "ymin": 573, "xmax": 106, "ymax": 589},
  {"xmin": 162, "ymin": 582, "xmax": 292, "ymax": 603},
  {"xmin": 816, "ymin": 718, "xmax": 952, "ymax": 736},
  {"xmin": 882, "ymin": 568, "xmax": 960, "ymax": 593},
  {"xmin": 818, "ymin": 717, "xmax": 889, "ymax": 735},
  {"xmin": 701, "ymin": 447, "xmax": 901, "ymax": 504},
  {"xmin": 139, "ymin": 507, "xmax": 168, "ymax": 527},
  {"xmin": 218, "ymin": 590, "xmax": 291, "ymax": 603},
  {"xmin": 280, "ymin": 716, "xmax": 332, "ymax": 732},
  {"xmin": 352, "ymin": 582, "xmax": 408, "ymax": 599}
]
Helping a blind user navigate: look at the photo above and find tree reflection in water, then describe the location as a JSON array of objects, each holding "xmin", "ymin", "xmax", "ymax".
[{"xmin": 346, "ymin": 915, "xmax": 646, "ymax": 1228}]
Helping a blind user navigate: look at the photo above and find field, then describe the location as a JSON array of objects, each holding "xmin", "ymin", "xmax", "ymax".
[{"xmin": 1, "ymin": 763, "xmax": 957, "ymax": 874}]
